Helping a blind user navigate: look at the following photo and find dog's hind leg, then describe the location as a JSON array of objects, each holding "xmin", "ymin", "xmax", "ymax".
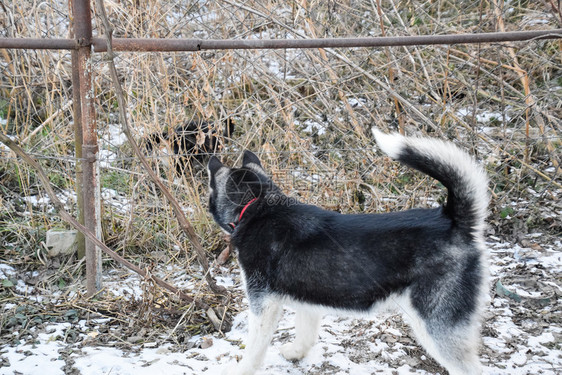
[
  {"xmin": 223, "ymin": 299, "xmax": 282, "ymax": 375},
  {"xmin": 415, "ymin": 325, "xmax": 482, "ymax": 375},
  {"xmin": 280, "ymin": 308, "xmax": 322, "ymax": 361},
  {"xmin": 403, "ymin": 305, "xmax": 482, "ymax": 375}
]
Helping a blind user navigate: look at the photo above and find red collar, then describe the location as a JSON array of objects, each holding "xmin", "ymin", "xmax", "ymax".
[{"xmin": 229, "ymin": 198, "xmax": 258, "ymax": 230}]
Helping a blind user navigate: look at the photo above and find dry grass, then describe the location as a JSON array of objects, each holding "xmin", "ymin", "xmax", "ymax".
[{"xmin": 1, "ymin": 0, "xmax": 561, "ymax": 334}]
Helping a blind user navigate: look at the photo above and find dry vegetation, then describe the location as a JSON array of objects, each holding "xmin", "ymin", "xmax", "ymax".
[{"xmin": 1, "ymin": 0, "xmax": 561, "ymax": 351}]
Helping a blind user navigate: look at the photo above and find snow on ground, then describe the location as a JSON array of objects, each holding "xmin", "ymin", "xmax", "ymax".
[{"xmin": 1, "ymin": 234, "xmax": 561, "ymax": 375}]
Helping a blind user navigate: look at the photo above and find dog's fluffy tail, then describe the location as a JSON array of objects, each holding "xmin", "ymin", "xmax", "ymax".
[{"xmin": 372, "ymin": 129, "xmax": 489, "ymax": 238}]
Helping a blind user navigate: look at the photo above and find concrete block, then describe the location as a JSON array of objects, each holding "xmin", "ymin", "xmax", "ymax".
[{"xmin": 45, "ymin": 230, "xmax": 78, "ymax": 257}]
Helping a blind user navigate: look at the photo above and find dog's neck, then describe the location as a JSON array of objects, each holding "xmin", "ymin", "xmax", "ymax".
[{"xmin": 229, "ymin": 197, "xmax": 259, "ymax": 230}]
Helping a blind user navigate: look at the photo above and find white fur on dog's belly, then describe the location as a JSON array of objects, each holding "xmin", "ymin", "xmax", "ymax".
[{"xmin": 277, "ymin": 290, "xmax": 411, "ymax": 319}]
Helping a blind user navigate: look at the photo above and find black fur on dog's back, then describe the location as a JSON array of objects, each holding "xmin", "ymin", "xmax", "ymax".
[{"xmin": 233, "ymin": 203, "xmax": 450, "ymax": 309}]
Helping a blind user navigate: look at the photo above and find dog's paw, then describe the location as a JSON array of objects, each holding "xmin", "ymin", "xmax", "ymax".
[{"xmin": 280, "ymin": 343, "xmax": 308, "ymax": 361}]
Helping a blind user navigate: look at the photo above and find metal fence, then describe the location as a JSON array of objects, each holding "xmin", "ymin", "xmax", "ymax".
[{"xmin": 1, "ymin": 0, "xmax": 561, "ymax": 306}]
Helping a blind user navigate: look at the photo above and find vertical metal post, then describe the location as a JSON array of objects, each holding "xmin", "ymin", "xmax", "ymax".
[
  {"xmin": 71, "ymin": 50, "xmax": 86, "ymax": 260},
  {"xmin": 69, "ymin": 1, "xmax": 86, "ymax": 261},
  {"xmin": 72, "ymin": 0, "xmax": 102, "ymax": 296}
]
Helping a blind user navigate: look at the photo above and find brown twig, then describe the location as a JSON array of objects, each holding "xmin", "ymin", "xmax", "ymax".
[
  {"xmin": 549, "ymin": 0, "xmax": 562, "ymax": 25},
  {"xmin": 94, "ymin": 0, "xmax": 226, "ymax": 296}
]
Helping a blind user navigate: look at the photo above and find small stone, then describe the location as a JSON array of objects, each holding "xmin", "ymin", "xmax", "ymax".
[{"xmin": 200, "ymin": 337, "xmax": 213, "ymax": 349}]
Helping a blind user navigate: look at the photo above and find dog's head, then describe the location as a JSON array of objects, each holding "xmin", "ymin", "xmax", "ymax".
[{"xmin": 207, "ymin": 151, "xmax": 278, "ymax": 233}]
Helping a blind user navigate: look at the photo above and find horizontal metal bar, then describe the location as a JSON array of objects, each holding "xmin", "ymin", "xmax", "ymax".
[
  {"xmin": 93, "ymin": 29, "xmax": 562, "ymax": 52},
  {"xmin": 0, "ymin": 38, "xmax": 77, "ymax": 50},
  {"xmin": 2, "ymin": 29, "xmax": 561, "ymax": 52}
]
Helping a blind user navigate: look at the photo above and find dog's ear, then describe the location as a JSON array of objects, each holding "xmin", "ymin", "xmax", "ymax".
[
  {"xmin": 243, "ymin": 150, "xmax": 263, "ymax": 168},
  {"xmin": 208, "ymin": 156, "xmax": 224, "ymax": 175}
]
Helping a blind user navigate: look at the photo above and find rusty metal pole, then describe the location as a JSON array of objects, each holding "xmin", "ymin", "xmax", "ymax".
[
  {"xmin": 72, "ymin": 0, "xmax": 102, "ymax": 295},
  {"xmin": 2, "ymin": 30, "xmax": 562, "ymax": 51},
  {"xmin": 70, "ymin": 48, "xmax": 86, "ymax": 260}
]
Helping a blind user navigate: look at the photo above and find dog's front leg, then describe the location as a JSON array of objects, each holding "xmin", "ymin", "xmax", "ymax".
[
  {"xmin": 280, "ymin": 308, "xmax": 321, "ymax": 361},
  {"xmin": 223, "ymin": 299, "xmax": 282, "ymax": 375}
]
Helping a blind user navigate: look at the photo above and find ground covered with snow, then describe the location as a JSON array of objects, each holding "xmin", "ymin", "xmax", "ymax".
[{"xmin": 1, "ymin": 232, "xmax": 560, "ymax": 375}]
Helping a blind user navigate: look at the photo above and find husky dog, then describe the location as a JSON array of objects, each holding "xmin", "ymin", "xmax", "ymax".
[{"xmin": 207, "ymin": 129, "xmax": 489, "ymax": 375}]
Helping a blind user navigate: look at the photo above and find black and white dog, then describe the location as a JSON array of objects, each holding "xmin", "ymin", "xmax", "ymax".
[{"xmin": 207, "ymin": 129, "xmax": 489, "ymax": 375}]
